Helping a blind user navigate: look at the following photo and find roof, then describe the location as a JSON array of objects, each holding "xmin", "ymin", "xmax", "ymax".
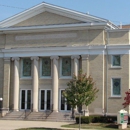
[{"xmin": 0, "ymin": 2, "xmax": 118, "ymax": 29}]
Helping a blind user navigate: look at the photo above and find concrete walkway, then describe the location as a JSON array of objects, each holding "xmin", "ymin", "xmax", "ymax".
[{"xmin": 0, "ymin": 120, "xmax": 81, "ymax": 130}]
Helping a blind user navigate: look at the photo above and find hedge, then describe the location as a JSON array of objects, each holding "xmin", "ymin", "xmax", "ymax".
[{"xmin": 76, "ymin": 116, "xmax": 117, "ymax": 124}]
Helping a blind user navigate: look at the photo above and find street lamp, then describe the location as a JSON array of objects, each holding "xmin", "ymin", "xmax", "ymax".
[{"xmin": 0, "ymin": 98, "xmax": 3, "ymax": 111}]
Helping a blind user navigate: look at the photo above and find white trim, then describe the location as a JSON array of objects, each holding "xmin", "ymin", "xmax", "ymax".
[
  {"xmin": 111, "ymin": 78, "xmax": 121, "ymax": 97},
  {"xmin": 2, "ymin": 45, "xmax": 130, "ymax": 58},
  {"xmin": 39, "ymin": 89, "xmax": 52, "ymax": 111},
  {"xmin": 1, "ymin": 45, "xmax": 130, "ymax": 59},
  {"xmin": 0, "ymin": 23, "xmax": 110, "ymax": 34}
]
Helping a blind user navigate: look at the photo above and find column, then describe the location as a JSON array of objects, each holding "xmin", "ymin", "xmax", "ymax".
[
  {"xmin": 50, "ymin": 56, "xmax": 59, "ymax": 112},
  {"xmin": 31, "ymin": 57, "xmax": 39, "ymax": 112},
  {"xmin": 81, "ymin": 55, "xmax": 89, "ymax": 116},
  {"xmin": 12, "ymin": 57, "xmax": 20, "ymax": 111},
  {"xmin": 71, "ymin": 55, "xmax": 80, "ymax": 76},
  {"xmin": 2, "ymin": 58, "xmax": 10, "ymax": 116}
]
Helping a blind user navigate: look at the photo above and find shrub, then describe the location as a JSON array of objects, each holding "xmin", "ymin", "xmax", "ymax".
[{"xmin": 76, "ymin": 115, "xmax": 117, "ymax": 124}]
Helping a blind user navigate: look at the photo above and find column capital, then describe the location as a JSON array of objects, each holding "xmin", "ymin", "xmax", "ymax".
[
  {"xmin": 31, "ymin": 56, "xmax": 39, "ymax": 61},
  {"xmin": 12, "ymin": 57, "xmax": 20, "ymax": 61},
  {"xmin": 71, "ymin": 55, "xmax": 80, "ymax": 60},
  {"xmin": 50, "ymin": 56, "xmax": 59, "ymax": 60},
  {"xmin": 81, "ymin": 55, "xmax": 89, "ymax": 60}
]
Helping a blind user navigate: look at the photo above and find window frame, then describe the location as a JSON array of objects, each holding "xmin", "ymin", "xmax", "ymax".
[
  {"xmin": 111, "ymin": 78, "xmax": 121, "ymax": 97},
  {"xmin": 111, "ymin": 55, "xmax": 121, "ymax": 68},
  {"xmin": 20, "ymin": 58, "xmax": 32, "ymax": 79},
  {"xmin": 59, "ymin": 57, "xmax": 72, "ymax": 79},
  {"xmin": 40, "ymin": 57, "xmax": 52, "ymax": 79}
]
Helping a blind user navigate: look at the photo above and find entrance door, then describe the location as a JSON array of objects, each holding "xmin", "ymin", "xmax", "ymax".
[
  {"xmin": 20, "ymin": 90, "xmax": 31, "ymax": 110},
  {"xmin": 40, "ymin": 90, "xmax": 51, "ymax": 111},
  {"xmin": 60, "ymin": 90, "xmax": 71, "ymax": 111}
]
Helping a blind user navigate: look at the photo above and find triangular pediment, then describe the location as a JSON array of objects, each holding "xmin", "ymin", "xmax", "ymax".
[
  {"xmin": 0, "ymin": 2, "xmax": 118, "ymax": 29},
  {"xmin": 12, "ymin": 11, "xmax": 83, "ymax": 27}
]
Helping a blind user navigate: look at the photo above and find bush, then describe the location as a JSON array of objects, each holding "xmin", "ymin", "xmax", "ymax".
[{"xmin": 76, "ymin": 115, "xmax": 117, "ymax": 124}]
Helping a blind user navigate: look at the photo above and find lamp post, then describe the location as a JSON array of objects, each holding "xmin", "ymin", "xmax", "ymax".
[{"xmin": 0, "ymin": 98, "xmax": 3, "ymax": 111}]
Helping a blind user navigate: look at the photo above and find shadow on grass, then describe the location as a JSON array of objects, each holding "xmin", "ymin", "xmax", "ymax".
[
  {"xmin": 16, "ymin": 128, "xmax": 58, "ymax": 130},
  {"xmin": 104, "ymin": 124, "xmax": 118, "ymax": 129}
]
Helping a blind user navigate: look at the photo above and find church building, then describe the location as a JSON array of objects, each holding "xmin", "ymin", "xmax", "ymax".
[{"xmin": 0, "ymin": 2, "xmax": 129, "ymax": 118}]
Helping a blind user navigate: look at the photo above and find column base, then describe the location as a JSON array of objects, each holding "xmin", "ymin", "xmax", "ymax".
[
  {"xmin": 13, "ymin": 109, "xmax": 19, "ymax": 112},
  {"xmin": 33, "ymin": 109, "xmax": 38, "ymax": 112},
  {"xmin": 1, "ymin": 108, "xmax": 9, "ymax": 117},
  {"xmin": 53, "ymin": 110, "xmax": 59, "ymax": 113}
]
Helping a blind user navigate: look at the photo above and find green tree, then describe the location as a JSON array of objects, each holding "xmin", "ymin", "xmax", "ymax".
[{"xmin": 63, "ymin": 70, "xmax": 99, "ymax": 118}]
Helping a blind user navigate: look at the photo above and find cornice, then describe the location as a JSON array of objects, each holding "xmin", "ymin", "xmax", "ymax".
[{"xmin": 0, "ymin": 23, "xmax": 110, "ymax": 34}]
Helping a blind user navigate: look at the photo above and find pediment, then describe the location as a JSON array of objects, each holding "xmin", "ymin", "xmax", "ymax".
[
  {"xmin": 0, "ymin": 2, "xmax": 118, "ymax": 29},
  {"xmin": 12, "ymin": 11, "xmax": 83, "ymax": 27}
]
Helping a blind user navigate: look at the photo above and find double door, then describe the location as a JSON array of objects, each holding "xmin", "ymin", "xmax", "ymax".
[
  {"xmin": 60, "ymin": 90, "xmax": 71, "ymax": 111},
  {"xmin": 39, "ymin": 89, "xmax": 51, "ymax": 111},
  {"xmin": 20, "ymin": 89, "xmax": 32, "ymax": 110}
]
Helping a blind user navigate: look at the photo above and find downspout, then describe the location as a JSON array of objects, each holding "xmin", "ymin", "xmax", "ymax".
[{"xmin": 105, "ymin": 30, "xmax": 109, "ymax": 116}]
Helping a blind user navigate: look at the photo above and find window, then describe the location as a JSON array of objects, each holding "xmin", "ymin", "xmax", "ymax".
[
  {"xmin": 22, "ymin": 58, "xmax": 31, "ymax": 77},
  {"xmin": 41, "ymin": 58, "xmax": 51, "ymax": 77},
  {"xmin": 112, "ymin": 55, "xmax": 121, "ymax": 67},
  {"xmin": 61, "ymin": 57, "xmax": 71, "ymax": 76},
  {"xmin": 112, "ymin": 78, "xmax": 121, "ymax": 96}
]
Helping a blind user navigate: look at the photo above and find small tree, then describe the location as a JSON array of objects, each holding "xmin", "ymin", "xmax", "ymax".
[
  {"xmin": 122, "ymin": 89, "xmax": 130, "ymax": 108},
  {"xmin": 63, "ymin": 70, "xmax": 99, "ymax": 118}
]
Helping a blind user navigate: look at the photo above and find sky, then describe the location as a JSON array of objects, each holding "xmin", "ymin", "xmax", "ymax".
[{"xmin": 0, "ymin": 0, "xmax": 130, "ymax": 25}]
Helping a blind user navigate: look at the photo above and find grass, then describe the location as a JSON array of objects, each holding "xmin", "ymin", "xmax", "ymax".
[
  {"xmin": 61, "ymin": 123, "xmax": 130, "ymax": 130},
  {"xmin": 16, "ymin": 128, "xmax": 57, "ymax": 130},
  {"xmin": 15, "ymin": 123, "xmax": 130, "ymax": 130}
]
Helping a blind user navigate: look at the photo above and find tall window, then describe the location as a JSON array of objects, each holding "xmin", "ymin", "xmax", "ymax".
[
  {"xmin": 62, "ymin": 57, "xmax": 71, "ymax": 76},
  {"xmin": 42, "ymin": 58, "xmax": 51, "ymax": 76},
  {"xmin": 22, "ymin": 58, "xmax": 31, "ymax": 77},
  {"xmin": 112, "ymin": 55, "xmax": 121, "ymax": 67},
  {"xmin": 112, "ymin": 78, "xmax": 121, "ymax": 96}
]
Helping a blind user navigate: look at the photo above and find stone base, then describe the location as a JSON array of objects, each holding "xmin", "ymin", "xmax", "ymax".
[
  {"xmin": 118, "ymin": 123, "xmax": 127, "ymax": 129},
  {"xmin": 1, "ymin": 108, "xmax": 9, "ymax": 117},
  {"xmin": 53, "ymin": 110, "xmax": 59, "ymax": 113},
  {"xmin": 33, "ymin": 109, "xmax": 38, "ymax": 112},
  {"xmin": 13, "ymin": 109, "xmax": 19, "ymax": 112}
]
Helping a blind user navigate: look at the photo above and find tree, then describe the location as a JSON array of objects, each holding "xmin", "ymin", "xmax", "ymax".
[
  {"xmin": 63, "ymin": 70, "xmax": 99, "ymax": 118},
  {"xmin": 122, "ymin": 89, "xmax": 130, "ymax": 108}
]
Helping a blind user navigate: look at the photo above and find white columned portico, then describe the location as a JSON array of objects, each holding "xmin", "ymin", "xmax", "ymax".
[
  {"xmin": 50, "ymin": 56, "xmax": 59, "ymax": 112},
  {"xmin": 12, "ymin": 57, "xmax": 20, "ymax": 111},
  {"xmin": 71, "ymin": 55, "xmax": 80, "ymax": 76},
  {"xmin": 31, "ymin": 56, "xmax": 39, "ymax": 112}
]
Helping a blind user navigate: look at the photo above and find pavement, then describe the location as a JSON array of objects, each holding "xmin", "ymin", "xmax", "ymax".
[{"xmin": 0, "ymin": 120, "xmax": 86, "ymax": 130}]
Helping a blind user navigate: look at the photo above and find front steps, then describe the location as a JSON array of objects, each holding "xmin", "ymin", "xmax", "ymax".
[
  {"xmin": 1, "ymin": 111, "xmax": 75, "ymax": 122},
  {"xmin": 2, "ymin": 111, "xmax": 25, "ymax": 120}
]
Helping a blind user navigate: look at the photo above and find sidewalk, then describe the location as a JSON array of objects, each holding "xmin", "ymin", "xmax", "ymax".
[{"xmin": 0, "ymin": 120, "xmax": 84, "ymax": 130}]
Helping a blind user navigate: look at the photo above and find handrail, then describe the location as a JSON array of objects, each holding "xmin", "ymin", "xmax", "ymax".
[
  {"xmin": 24, "ymin": 109, "xmax": 31, "ymax": 119},
  {"xmin": 45, "ymin": 104, "xmax": 53, "ymax": 119}
]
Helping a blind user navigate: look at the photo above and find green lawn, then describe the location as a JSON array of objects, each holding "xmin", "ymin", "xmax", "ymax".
[
  {"xmin": 15, "ymin": 123, "xmax": 130, "ymax": 130},
  {"xmin": 16, "ymin": 128, "xmax": 57, "ymax": 130},
  {"xmin": 61, "ymin": 123, "xmax": 130, "ymax": 130}
]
